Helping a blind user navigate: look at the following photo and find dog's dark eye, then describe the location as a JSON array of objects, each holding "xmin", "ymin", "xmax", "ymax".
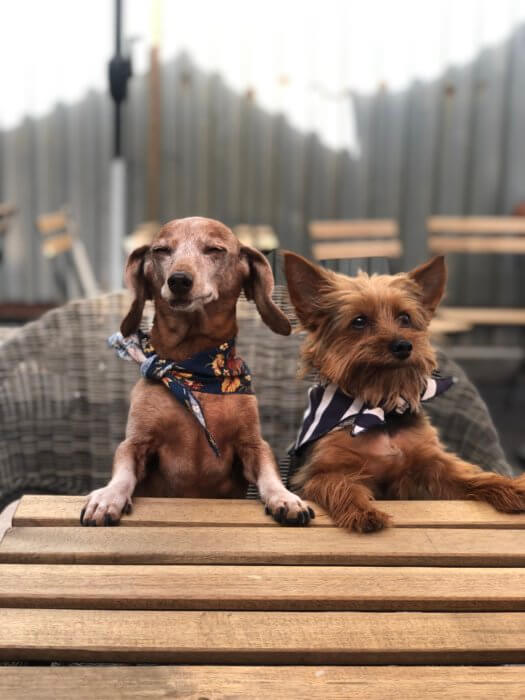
[
  {"xmin": 351, "ymin": 315, "xmax": 368, "ymax": 329},
  {"xmin": 151, "ymin": 246, "xmax": 171, "ymax": 255},
  {"xmin": 397, "ymin": 312, "xmax": 411, "ymax": 327},
  {"xmin": 204, "ymin": 246, "xmax": 226, "ymax": 255}
]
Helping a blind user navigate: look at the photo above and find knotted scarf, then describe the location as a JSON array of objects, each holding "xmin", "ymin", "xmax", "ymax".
[
  {"xmin": 108, "ymin": 330, "xmax": 253, "ymax": 457},
  {"xmin": 290, "ymin": 372, "xmax": 455, "ymax": 455}
]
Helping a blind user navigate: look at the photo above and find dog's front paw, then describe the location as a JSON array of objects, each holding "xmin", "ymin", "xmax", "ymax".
[
  {"xmin": 80, "ymin": 486, "xmax": 133, "ymax": 526},
  {"xmin": 264, "ymin": 491, "xmax": 315, "ymax": 526},
  {"xmin": 337, "ymin": 507, "xmax": 391, "ymax": 533}
]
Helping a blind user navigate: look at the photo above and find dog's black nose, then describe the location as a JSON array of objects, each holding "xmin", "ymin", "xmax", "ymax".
[
  {"xmin": 389, "ymin": 338, "xmax": 412, "ymax": 359},
  {"xmin": 168, "ymin": 271, "xmax": 193, "ymax": 294}
]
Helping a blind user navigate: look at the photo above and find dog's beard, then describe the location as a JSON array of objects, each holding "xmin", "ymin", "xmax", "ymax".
[
  {"xmin": 338, "ymin": 363, "xmax": 432, "ymax": 412},
  {"xmin": 301, "ymin": 339, "xmax": 436, "ymax": 413}
]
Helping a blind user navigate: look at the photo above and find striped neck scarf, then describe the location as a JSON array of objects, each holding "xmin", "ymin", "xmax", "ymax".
[
  {"xmin": 290, "ymin": 373, "xmax": 454, "ymax": 455},
  {"xmin": 108, "ymin": 330, "xmax": 253, "ymax": 457}
]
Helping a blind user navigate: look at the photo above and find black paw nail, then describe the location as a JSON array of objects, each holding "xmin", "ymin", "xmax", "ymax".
[
  {"xmin": 308, "ymin": 507, "xmax": 315, "ymax": 519},
  {"xmin": 80, "ymin": 508, "xmax": 86, "ymax": 525},
  {"xmin": 124, "ymin": 502, "xmax": 132, "ymax": 515},
  {"xmin": 104, "ymin": 514, "xmax": 115, "ymax": 527},
  {"xmin": 265, "ymin": 505, "xmax": 270, "ymax": 515}
]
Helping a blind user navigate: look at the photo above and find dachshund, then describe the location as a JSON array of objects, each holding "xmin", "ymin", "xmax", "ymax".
[{"xmin": 81, "ymin": 217, "xmax": 313, "ymax": 526}]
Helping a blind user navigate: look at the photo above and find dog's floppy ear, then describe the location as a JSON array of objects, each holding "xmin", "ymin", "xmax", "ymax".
[
  {"xmin": 241, "ymin": 245, "xmax": 291, "ymax": 335},
  {"xmin": 120, "ymin": 245, "xmax": 152, "ymax": 336},
  {"xmin": 283, "ymin": 251, "xmax": 332, "ymax": 330},
  {"xmin": 408, "ymin": 255, "xmax": 447, "ymax": 313}
]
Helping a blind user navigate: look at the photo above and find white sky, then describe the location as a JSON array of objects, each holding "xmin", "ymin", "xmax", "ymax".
[{"xmin": 1, "ymin": 0, "xmax": 525, "ymax": 152}]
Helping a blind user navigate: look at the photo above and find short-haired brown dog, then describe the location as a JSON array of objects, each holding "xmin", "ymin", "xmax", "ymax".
[
  {"xmin": 284, "ymin": 251, "xmax": 525, "ymax": 532},
  {"xmin": 81, "ymin": 217, "xmax": 313, "ymax": 526}
]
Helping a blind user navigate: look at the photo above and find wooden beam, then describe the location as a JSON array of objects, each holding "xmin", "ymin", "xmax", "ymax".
[
  {"xmin": 429, "ymin": 236, "xmax": 525, "ymax": 254},
  {"xmin": 1, "ymin": 666, "xmax": 524, "ymax": 700},
  {"xmin": 437, "ymin": 307, "xmax": 525, "ymax": 326},
  {"xmin": 310, "ymin": 219, "xmax": 398, "ymax": 239},
  {"xmin": 427, "ymin": 216, "xmax": 525, "ymax": 234},
  {"xmin": 2, "ymin": 526, "xmax": 525, "ymax": 565},
  {"xmin": 313, "ymin": 240, "xmax": 402, "ymax": 260},
  {"xmin": 1, "ymin": 564, "xmax": 524, "ymax": 612},
  {"xmin": 36, "ymin": 211, "xmax": 68, "ymax": 235},
  {"xmin": 41, "ymin": 233, "xmax": 73, "ymax": 258},
  {"xmin": 1, "ymin": 608, "xmax": 524, "ymax": 664},
  {"xmin": 14, "ymin": 495, "xmax": 525, "ymax": 529}
]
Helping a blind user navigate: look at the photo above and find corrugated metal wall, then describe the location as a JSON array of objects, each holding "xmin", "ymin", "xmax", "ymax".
[{"xmin": 1, "ymin": 21, "xmax": 525, "ymax": 331}]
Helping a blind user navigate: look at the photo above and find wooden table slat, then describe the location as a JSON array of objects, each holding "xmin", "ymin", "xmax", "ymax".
[
  {"xmin": 2, "ymin": 525, "xmax": 525, "ymax": 566},
  {"xmin": 13, "ymin": 495, "xmax": 525, "ymax": 529},
  {"xmin": 1, "ymin": 609, "xmax": 525, "ymax": 664},
  {"xmin": 1, "ymin": 666, "xmax": 524, "ymax": 700},
  {"xmin": 1, "ymin": 564, "xmax": 524, "ymax": 612}
]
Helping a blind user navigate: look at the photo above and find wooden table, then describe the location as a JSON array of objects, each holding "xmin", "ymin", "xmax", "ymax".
[{"xmin": 1, "ymin": 495, "xmax": 525, "ymax": 698}]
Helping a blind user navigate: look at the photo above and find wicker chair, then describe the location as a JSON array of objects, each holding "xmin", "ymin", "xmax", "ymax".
[{"xmin": 0, "ymin": 288, "xmax": 513, "ymax": 510}]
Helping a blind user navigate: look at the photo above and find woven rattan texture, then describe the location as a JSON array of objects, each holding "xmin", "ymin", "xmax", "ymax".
[{"xmin": 0, "ymin": 288, "xmax": 512, "ymax": 509}]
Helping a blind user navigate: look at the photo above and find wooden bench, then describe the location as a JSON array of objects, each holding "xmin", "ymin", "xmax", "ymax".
[
  {"xmin": 1, "ymin": 495, "xmax": 525, "ymax": 697},
  {"xmin": 308, "ymin": 220, "xmax": 469, "ymax": 339},
  {"xmin": 427, "ymin": 216, "xmax": 525, "ymax": 328},
  {"xmin": 309, "ymin": 219, "xmax": 402, "ymax": 263}
]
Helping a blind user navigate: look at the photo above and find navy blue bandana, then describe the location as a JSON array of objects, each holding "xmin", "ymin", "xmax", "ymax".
[
  {"xmin": 108, "ymin": 330, "xmax": 253, "ymax": 457},
  {"xmin": 290, "ymin": 372, "xmax": 455, "ymax": 455}
]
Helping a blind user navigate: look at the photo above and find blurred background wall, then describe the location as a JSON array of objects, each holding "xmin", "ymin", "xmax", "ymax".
[
  {"xmin": 1, "ymin": 0, "xmax": 525, "ymax": 305},
  {"xmin": 1, "ymin": 0, "xmax": 525, "ymax": 468}
]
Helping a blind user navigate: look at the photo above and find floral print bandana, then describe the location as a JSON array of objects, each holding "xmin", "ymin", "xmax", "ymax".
[{"xmin": 108, "ymin": 330, "xmax": 253, "ymax": 457}]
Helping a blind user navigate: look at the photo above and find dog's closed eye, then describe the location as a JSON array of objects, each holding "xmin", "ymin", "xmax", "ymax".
[
  {"xmin": 152, "ymin": 246, "xmax": 171, "ymax": 255},
  {"xmin": 204, "ymin": 245, "xmax": 226, "ymax": 255}
]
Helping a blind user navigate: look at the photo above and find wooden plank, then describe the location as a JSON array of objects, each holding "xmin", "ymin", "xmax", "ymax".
[
  {"xmin": 1, "ymin": 564, "xmax": 525, "ymax": 612},
  {"xmin": 437, "ymin": 307, "xmax": 525, "ymax": 326},
  {"xmin": 14, "ymin": 495, "xmax": 525, "ymax": 529},
  {"xmin": 36, "ymin": 210, "xmax": 68, "ymax": 234},
  {"xmin": 1, "ymin": 666, "xmax": 524, "ymax": 700},
  {"xmin": 1, "ymin": 608, "xmax": 524, "ymax": 664},
  {"xmin": 313, "ymin": 240, "xmax": 402, "ymax": 260},
  {"xmin": 41, "ymin": 232, "xmax": 73, "ymax": 257},
  {"xmin": 310, "ymin": 219, "xmax": 398, "ymax": 238},
  {"xmin": 429, "ymin": 236, "xmax": 525, "ymax": 254},
  {"xmin": 429, "ymin": 318, "xmax": 472, "ymax": 335},
  {"xmin": 2, "ymin": 526, "xmax": 525, "ymax": 566},
  {"xmin": 427, "ymin": 216, "xmax": 525, "ymax": 233}
]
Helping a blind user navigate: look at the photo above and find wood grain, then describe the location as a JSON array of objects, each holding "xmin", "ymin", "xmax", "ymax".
[
  {"xmin": 1, "ymin": 608, "xmax": 524, "ymax": 664},
  {"xmin": 15, "ymin": 495, "xmax": 525, "ymax": 529},
  {"xmin": 1, "ymin": 564, "xmax": 524, "ymax": 611},
  {"xmin": 2, "ymin": 526, "xmax": 525, "ymax": 566},
  {"xmin": 1, "ymin": 666, "xmax": 524, "ymax": 700}
]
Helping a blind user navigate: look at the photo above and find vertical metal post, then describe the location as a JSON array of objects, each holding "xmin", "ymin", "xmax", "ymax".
[{"xmin": 108, "ymin": 0, "xmax": 131, "ymax": 290}]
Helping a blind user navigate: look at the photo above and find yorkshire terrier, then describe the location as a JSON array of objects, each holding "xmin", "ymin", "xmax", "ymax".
[{"xmin": 284, "ymin": 251, "xmax": 525, "ymax": 533}]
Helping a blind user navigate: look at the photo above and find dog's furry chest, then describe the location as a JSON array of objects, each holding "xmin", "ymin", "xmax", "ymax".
[{"xmin": 130, "ymin": 380, "xmax": 258, "ymax": 497}]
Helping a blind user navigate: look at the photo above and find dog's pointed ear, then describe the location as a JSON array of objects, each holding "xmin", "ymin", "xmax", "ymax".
[
  {"xmin": 120, "ymin": 245, "xmax": 152, "ymax": 336},
  {"xmin": 241, "ymin": 245, "xmax": 291, "ymax": 335},
  {"xmin": 408, "ymin": 255, "xmax": 447, "ymax": 313},
  {"xmin": 283, "ymin": 251, "xmax": 332, "ymax": 330}
]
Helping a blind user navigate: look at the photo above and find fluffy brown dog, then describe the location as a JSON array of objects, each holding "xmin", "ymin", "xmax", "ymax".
[
  {"xmin": 284, "ymin": 251, "xmax": 525, "ymax": 532},
  {"xmin": 81, "ymin": 217, "xmax": 313, "ymax": 526}
]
